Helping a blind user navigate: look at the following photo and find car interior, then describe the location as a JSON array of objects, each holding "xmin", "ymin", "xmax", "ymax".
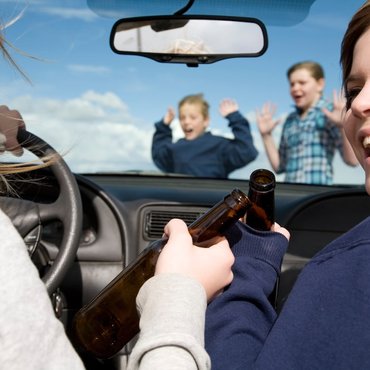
[{"xmin": 0, "ymin": 0, "xmax": 368, "ymax": 369}]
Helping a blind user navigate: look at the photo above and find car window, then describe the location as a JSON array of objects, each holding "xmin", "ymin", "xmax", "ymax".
[{"xmin": 0, "ymin": 0, "xmax": 365, "ymax": 185}]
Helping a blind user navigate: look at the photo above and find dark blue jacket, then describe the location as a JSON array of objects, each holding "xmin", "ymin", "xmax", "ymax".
[
  {"xmin": 205, "ymin": 217, "xmax": 370, "ymax": 370},
  {"xmin": 151, "ymin": 111, "xmax": 258, "ymax": 178}
]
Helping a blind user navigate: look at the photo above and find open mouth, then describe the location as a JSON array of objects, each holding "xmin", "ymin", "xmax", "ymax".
[{"xmin": 293, "ymin": 95, "xmax": 303, "ymax": 103}]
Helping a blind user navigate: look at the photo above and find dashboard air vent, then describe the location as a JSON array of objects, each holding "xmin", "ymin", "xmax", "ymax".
[{"xmin": 144, "ymin": 207, "xmax": 208, "ymax": 240}]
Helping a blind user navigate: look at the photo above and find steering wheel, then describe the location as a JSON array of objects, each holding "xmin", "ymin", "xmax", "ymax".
[{"xmin": 0, "ymin": 130, "xmax": 83, "ymax": 295}]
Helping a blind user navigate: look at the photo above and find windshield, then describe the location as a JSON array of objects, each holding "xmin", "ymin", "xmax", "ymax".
[{"xmin": 0, "ymin": 0, "xmax": 365, "ymax": 185}]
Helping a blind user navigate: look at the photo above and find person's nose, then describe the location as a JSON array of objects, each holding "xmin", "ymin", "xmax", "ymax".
[
  {"xmin": 290, "ymin": 83, "xmax": 299, "ymax": 94},
  {"xmin": 182, "ymin": 117, "xmax": 190, "ymax": 126},
  {"xmin": 351, "ymin": 81, "xmax": 370, "ymax": 118}
]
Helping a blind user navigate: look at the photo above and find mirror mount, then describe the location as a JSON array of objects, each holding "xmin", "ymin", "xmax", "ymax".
[{"xmin": 174, "ymin": 0, "xmax": 195, "ymax": 15}]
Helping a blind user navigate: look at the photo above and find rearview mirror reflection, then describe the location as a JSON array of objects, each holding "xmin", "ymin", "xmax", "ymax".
[{"xmin": 110, "ymin": 15, "xmax": 267, "ymax": 65}]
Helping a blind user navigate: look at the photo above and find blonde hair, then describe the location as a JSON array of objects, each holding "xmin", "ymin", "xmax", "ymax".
[
  {"xmin": 0, "ymin": 155, "xmax": 56, "ymax": 175},
  {"xmin": 178, "ymin": 93, "xmax": 210, "ymax": 118},
  {"xmin": 0, "ymin": 8, "xmax": 34, "ymax": 84},
  {"xmin": 0, "ymin": 18, "xmax": 57, "ymax": 187}
]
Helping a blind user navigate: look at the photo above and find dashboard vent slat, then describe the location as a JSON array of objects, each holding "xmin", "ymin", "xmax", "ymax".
[{"xmin": 144, "ymin": 208, "xmax": 207, "ymax": 240}]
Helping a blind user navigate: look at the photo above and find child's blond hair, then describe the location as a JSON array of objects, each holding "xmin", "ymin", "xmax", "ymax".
[{"xmin": 178, "ymin": 93, "xmax": 210, "ymax": 119}]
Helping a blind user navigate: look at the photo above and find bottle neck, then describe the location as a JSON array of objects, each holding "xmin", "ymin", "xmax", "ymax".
[{"xmin": 247, "ymin": 169, "xmax": 275, "ymax": 231}]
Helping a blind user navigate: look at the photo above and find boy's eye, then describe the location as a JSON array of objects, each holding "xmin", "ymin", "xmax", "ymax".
[{"xmin": 345, "ymin": 88, "xmax": 361, "ymax": 110}]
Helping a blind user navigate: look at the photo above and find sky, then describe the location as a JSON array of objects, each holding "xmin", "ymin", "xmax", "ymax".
[{"xmin": 0, "ymin": 0, "xmax": 366, "ymax": 185}]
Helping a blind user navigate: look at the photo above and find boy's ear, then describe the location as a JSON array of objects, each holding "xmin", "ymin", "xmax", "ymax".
[
  {"xmin": 318, "ymin": 78, "xmax": 325, "ymax": 92},
  {"xmin": 204, "ymin": 116, "xmax": 210, "ymax": 129}
]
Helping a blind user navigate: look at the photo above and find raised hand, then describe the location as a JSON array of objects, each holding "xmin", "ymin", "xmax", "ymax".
[
  {"xmin": 322, "ymin": 89, "xmax": 346, "ymax": 127},
  {"xmin": 163, "ymin": 106, "xmax": 176, "ymax": 125},
  {"xmin": 219, "ymin": 98, "xmax": 239, "ymax": 117},
  {"xmin": 256, "ymin": 102, "xmax": 281, "ymax": 136}
]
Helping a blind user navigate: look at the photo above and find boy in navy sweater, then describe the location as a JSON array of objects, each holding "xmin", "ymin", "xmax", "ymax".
[{"xmin": 151, "ymin": 94, "xmax": 258, "ymax": 178}]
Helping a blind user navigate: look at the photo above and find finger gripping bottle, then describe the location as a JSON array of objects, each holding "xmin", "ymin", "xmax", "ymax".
[{"xmin": 72, "ymin": 188, "xmax": 251, "ymax": 359}]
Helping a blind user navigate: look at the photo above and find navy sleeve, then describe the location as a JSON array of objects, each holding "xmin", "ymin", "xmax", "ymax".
[
  {"xmin": 223, "ymin": 111, "xmax": 258, "ymax": 173},
  {"xmin": 151, "ymin": 120, "xmax": 174, "ymax": 173},
  {"xmin": 205, "ymin": 221, "xmax": 289, "ymax": 370}
]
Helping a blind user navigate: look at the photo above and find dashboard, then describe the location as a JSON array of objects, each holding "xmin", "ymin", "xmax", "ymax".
[
  {"xmin": 10, "ymin": 168, "xmax": 370, "ymax": 367},
  {"xmin": 60, "ymin": 174, "xmax": 370, "ymax": 311}
]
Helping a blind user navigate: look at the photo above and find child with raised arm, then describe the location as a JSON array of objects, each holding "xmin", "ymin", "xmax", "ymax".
[
  {"xmin": 152, "ymin": 93, "xmax": 258, "ymax": 178},
  {"xmin": 256, "ymin": 61, "xmax": 358, "ymax": 184}
]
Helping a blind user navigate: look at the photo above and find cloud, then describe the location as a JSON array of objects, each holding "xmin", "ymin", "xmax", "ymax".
[
  {"xmin": 10, "ymin": 90, "xmax": 155, "ymax": 173},
  {"xmin": 38, "ymin": 7, "xmax": 98, "ymax": 22},
  {"xmin": 67, "ymin": 64, "xmax": 110, "ymax": 74}
]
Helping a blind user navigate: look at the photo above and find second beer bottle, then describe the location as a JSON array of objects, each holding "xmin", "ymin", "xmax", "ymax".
[{"xmin": 246, "ymin": 168, "xmax": 275, "ymax": 231}]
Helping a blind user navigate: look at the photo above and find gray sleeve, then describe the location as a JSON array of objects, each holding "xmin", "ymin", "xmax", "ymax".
[
  {"xmin": 127, "ymin": 273, "xmax": 211, "ymax": 370},
  {"xmin": 0, "ymin": 209, "xmax": 85, "ymax": 370}
]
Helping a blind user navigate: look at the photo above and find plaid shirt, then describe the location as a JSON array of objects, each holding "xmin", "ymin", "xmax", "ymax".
[{"xmin": 277, "ymin": 97, "xmax": 343, "ymax": 184}]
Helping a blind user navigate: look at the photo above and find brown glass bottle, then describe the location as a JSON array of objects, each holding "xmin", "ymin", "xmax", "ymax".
[
  {"xmin": 246, "ymin": 168, "xmax": 276, "ymax": 231},
  {"xmin": 72, "ymin": 188, "xmax": 251, "ymax": 359},
  {"xmin": 246, "ymin": 168, "xmax": 279, "ymax": 307}
]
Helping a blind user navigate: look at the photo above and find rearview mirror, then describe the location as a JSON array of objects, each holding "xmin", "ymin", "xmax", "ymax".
[{"xmin": 110, "ymin": 15, "xmax": 267, "ymax": 66}]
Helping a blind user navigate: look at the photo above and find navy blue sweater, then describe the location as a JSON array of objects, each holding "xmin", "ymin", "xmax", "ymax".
[
  {"xmin": 205, "ymin": 217, "xmax": 370, "ymax": 369},
  {"xmin": 151, "ymin": 111, "xmax": 258, "ymax": 178}
]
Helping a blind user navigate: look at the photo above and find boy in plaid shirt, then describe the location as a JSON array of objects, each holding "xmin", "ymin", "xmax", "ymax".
[{"xmin": 256, "ymin": 61, "xmax": 358, "ymax": 184}]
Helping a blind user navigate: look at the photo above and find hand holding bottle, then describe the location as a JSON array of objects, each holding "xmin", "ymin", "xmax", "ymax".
[
  {"xmin": 155, "ymin": 218, "xmax": 234, "ymax": 301},
  {"xmin": 72, "ymin": 188, "xmax": 250, "ymax": 358}
]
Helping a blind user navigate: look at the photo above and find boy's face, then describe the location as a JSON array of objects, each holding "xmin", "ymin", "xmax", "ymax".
[
  {"xmin": 289, "ymin": 68, "xmax": 324, "ymax": 114},
  {"xmin": 179, "ymin": 102, "xmax": 209, "ymax": 140}
]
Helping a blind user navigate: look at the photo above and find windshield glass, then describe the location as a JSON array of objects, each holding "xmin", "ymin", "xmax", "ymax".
[{"xmin": 0, "ymin": 0, "xmax": 365, "ymax": 185}]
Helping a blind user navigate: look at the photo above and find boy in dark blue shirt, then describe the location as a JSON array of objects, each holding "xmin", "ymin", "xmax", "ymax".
[{"xmin": 151, "ymin": 94, "xmax": 258, "ymax": 178}]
